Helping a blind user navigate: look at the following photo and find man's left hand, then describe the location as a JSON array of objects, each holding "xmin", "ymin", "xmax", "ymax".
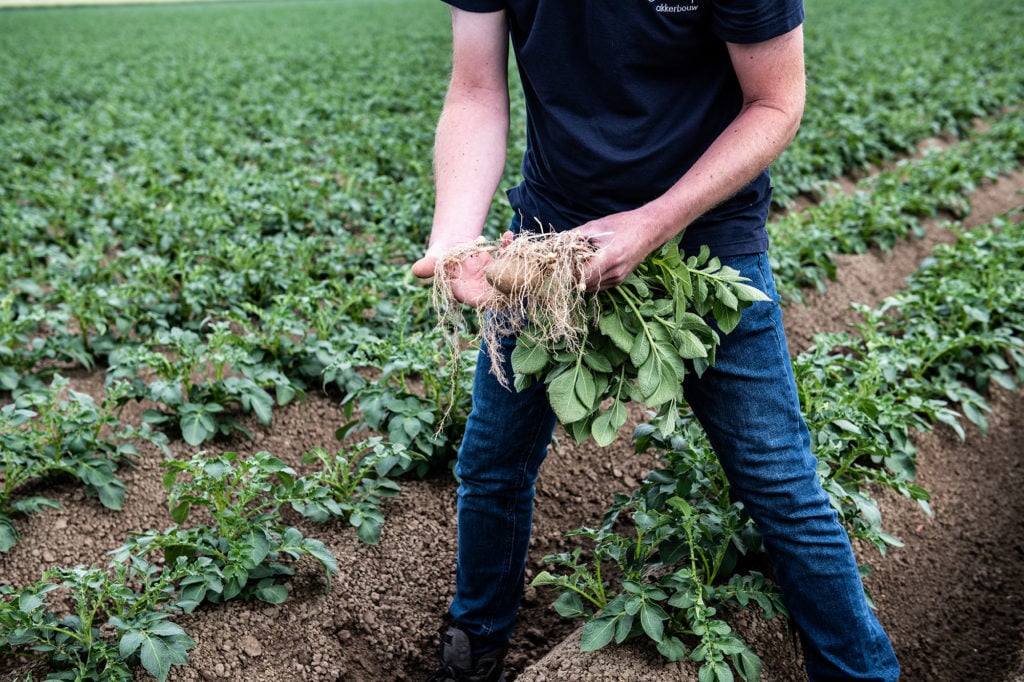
[{"xmin": 573, "ymin": 209, "xmax": 664, "ymax": 291}]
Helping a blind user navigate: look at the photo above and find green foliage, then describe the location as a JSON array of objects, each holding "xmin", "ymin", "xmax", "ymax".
[
  {"xmin": 771, "ymin": 112, "xmax": 1024, "ymax": 303},
  {"xmin": 0, "ymin": 559, "xmax": 198, "ymax": 681},
  {"xmin": 2, "ymin": 433, "xmax": 418, "ymax": 678},
  {"xmin": 113, "ymin": 451, "xmax": 338, "ymax": 607},
  {"xmin": 290, "ymin": 435, "xmax": 421, "ymax": 545},
  {"xmin": 106, "ymin": 323, "xmax": 304, "ymax": 446},
  {"xmin": 534, "ymin": 419, "xmax": 784, "ymax": 681},
  {"xmin": 0, "ymin": 377, "xmax": 167, "ymax": 552},
  {"xmin": 793, "ymin": 213, "xmax": 1024, "ymax": 552},
  {"xmin": 772, "ymin": 1, "xmax": 1024, "ymax": 205},
  {"xmin": 513, "ymin": 243, "xmax": 768, "ymax": 446},
  {"xmin": 0, "ymin": 286, "xmax": 92, "ymax": 393},
  {"xmin": 338, "ymin": 327, "xmax": 476, "ymax": 471}
]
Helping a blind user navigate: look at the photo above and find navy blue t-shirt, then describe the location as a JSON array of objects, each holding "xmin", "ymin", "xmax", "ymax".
[{"xmin": 441, "ymin": 0, "xmax": 804, "ymax": 256}]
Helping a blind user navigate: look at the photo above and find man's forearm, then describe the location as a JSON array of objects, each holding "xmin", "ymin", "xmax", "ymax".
[
  {"xmin": 574, "ymin": 26, "xmax": 805, "ymax": 290},
  {"xmin": 410, "ymin": 8, "xmax": 509, "ymax": 289},
  {"xmin": 429, "ymin": 87, "xmax": 510, "ymax": 251},
  {"xmin": 633, "ymin": 26, "xmax": 806, "ymax": 250},
  {"xmin": 641, "ymin": 98, "xmax": 802, "ymax": 245}
]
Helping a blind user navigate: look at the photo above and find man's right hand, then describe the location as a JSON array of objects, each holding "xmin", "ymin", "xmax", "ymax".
[{"xmin": 412, "ymin": 244, "xmax": 496, "ymax": 309}]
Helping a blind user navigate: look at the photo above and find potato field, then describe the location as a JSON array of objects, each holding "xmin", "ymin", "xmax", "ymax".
[{"xmin": 1, "ymin": 0, "xmax": 1023, "ymax": 680}]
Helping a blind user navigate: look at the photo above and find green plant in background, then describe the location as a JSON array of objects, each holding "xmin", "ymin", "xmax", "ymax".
[
  {"xmin": 0, "ymin": 285, "xmax": 91, "ymax": 394},
  {"xmin": 107, "ymin": 322, "xmax": 303, "ymax": 446},
  {"xmin": 339, "ymin": 326, "xmax": 476, "ymax": 473},
  {"xmin": 0, "ymin": 377, "xmax": 167, "ymax": 552},
  {"xmin": 0, "ymin": 558, "xmax": 198, "ymax": 681},
  {"xmin": 289, "ymin": 431, "xmax": 421, "ymax": 545},
  {"xmin": 793, "ymin": 333, "xmax": 936, "ymax": 554},
  {"xmin": 791, "ymin": 214, "xmax": 1024, "ymax": 553},
  {"xmin": 113, "ymin": 451, "xmax": 337, "ymax": 607},
  {"xmin": 234, "ymin": 279, "xmax": 381, "ymax": 388},
  {"xmin": 770, "ymin": 114, "xmax": 1024, "ymax": 304}
]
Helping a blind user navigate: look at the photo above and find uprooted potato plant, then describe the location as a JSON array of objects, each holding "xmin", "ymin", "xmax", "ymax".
[{"xmin": 429, "ymin": 227, "xmax": 770, "ymax": 447}]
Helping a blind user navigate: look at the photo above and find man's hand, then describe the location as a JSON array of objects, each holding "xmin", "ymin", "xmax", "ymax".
[
  {"xmin": 573, "ymin": 208, "xmax": 666, "ymax": 291},
  {"xmin": 412, "ymin": 243, "xmax": 496, "ymax": 309}
]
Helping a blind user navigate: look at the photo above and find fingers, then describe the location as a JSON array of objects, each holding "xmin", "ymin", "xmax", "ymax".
[
  {"xmin": 571, "ymin": 225, "xmax": 620, "ymax": 292},
  {"xmin": 411, "ymin": 255, "xmax": 436, "ymax": 279},
  {"xmin": 449, "ymin": 254, "xmax": 497, "ymax": 307},
  {"xmin": 583, "ymin": 253, "xmax": 609, "ymax": 292},
  {"xmin": 413, "ymin": 242, "xmax": 497, "ymax": 309},
  {"xmin": 582, "ymin": 238, "xmax": 637, "ymax": 291}
]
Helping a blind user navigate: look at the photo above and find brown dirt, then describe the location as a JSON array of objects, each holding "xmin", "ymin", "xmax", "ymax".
[{"xmin": 1, "ymin": 168, "xmax": 1023, "ymax": 682}]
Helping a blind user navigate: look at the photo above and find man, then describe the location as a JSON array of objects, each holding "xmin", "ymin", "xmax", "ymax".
[{"xmin": 412, "ymin": 2, "xmax": 901, "ymax": 681}]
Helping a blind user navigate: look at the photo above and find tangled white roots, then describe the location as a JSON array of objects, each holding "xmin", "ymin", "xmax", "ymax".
[{"xmin": 432, "ymin": 230, "xmax": 597, "ymax": 387}]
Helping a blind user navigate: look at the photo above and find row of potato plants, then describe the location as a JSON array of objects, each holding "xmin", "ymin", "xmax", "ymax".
[
  {"xmin": 774, "ymin": 0, "xmax": 1024, "ymax": 205},
  {"xmin": 771, "ymin": 112, "xmax": 1024, "ymax": 302},
  {"xmin": 0, "ymin": 428, "xmax": 425, "ymax": 680},
  {"xmin": 532, "ymin": 211, "xmax": 1024, "ymax": 681},
  {"xmin": 1, "ymin": 2, "xmax": 1022, "ymax": 679},
  {"xmin": 0, "ymin": 378, "xmax": 167, "ymax": 552},
  {"xmin": 2, "ymin": 127, "xmax": 1020, "ymax": 677}
]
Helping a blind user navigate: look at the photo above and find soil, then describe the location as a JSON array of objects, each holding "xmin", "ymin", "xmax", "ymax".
[{"xmin": 1, "ymin": 168, "xmax": 1023, "ymax": 682}]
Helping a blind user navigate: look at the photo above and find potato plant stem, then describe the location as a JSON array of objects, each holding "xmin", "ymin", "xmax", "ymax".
[{"xmin": 612, "ymin": 288, "xmax": 656, "ymax": 350}]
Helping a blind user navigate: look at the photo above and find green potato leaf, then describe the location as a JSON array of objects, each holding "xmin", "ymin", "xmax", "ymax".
[
  {"xmin": 547, "ymin": 369, "xmax": 591, "ymax": 424},
  {"xmin": 629, "ymin": 331, "xmax": 651, "ymax": 367},
  {"xmin": 599, "ymin": 311, "xmax": 635, "ymax": 353},
  {"xmin": 574, "ymin": 364, "xmax": 598, "ymax": 411},
  {"xmin": 715, "ymin": 281, "xmax": 739, "ymax": 310},
  {"xmin": 512, "ymin": 335, "xmax": 553, "ymax": 375},
  {"xmin": 591, "ymin": 399, "xmax": 628, "ymax": 447},
  {"xmin": 677, "ymin": 329, "xmax": 709, "ymax": 360},
  {"xmin": 582, "ymin": 349, "xmax": 614, "ymax": 373},
  {"xmin": 580, "ymin": 616, "xmax": 617, "ymax": 652}
]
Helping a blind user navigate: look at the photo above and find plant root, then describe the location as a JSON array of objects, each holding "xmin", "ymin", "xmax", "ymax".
[{"xmin": 432, "ymin": 229, "xmax": 597, "ymax": 387}]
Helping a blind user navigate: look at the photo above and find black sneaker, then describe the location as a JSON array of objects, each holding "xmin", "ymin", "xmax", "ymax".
[{"xmin": 425, "ymin": 625, "xmax": 506, "ymax": 682}]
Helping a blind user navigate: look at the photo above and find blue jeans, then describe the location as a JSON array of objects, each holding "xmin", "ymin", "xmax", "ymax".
[{"xmin": 449, "ymin": 252, "xmax": 900, "ymax": 681}]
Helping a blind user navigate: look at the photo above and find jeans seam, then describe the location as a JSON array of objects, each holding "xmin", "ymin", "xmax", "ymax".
[{"xmin": 755, "ymin": 253, "xmax": 788, "ymax": 356}]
